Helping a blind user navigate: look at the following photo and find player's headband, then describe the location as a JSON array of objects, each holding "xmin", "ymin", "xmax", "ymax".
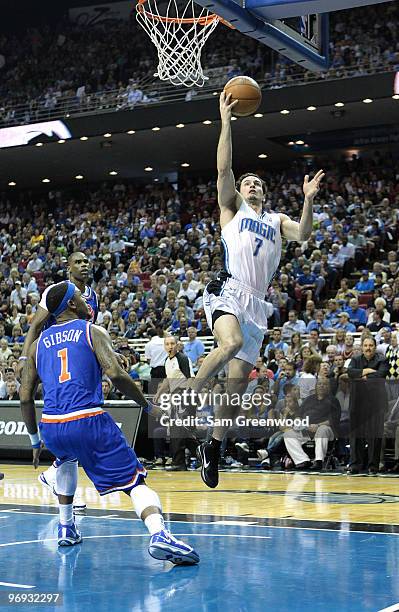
[{"xmin": 51, "ymin": 281, "xmax": 77, "ymax": 317}]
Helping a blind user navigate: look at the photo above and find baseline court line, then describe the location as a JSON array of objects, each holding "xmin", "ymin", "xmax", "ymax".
[{"xmin": 0, "ymin": 582, "xmax": 35, "ymax": 589}]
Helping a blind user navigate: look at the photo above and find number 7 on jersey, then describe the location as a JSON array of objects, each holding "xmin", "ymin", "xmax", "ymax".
[
  {"xmin": 253, "ymin": 237, "xmax": 263, "ymax": 257},
  {"xmin": 58, "ymin": 348, "xmax": 72, "ymax": 383}
]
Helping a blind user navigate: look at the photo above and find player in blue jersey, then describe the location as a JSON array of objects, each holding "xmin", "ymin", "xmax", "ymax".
[
  {"xmin": 18, "ymin": 252, "xmax": 98, "ymax": 505},
  {"xmin": 20, "ymin": 281, "xmax": 199, "ymax": 564}
]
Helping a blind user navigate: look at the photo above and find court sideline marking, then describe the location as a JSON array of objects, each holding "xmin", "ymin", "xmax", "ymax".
[{"xmin": 1, "ymin": 508, "xmax": 399, "ymax": 536}]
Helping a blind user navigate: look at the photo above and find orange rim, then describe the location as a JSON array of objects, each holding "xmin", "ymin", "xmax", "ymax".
[{"xmin": 136, "ymin": 0, "xmax": 234, "ymax": 27}]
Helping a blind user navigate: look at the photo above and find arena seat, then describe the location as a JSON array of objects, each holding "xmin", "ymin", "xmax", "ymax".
[{"xmin": 358, "ymin": 294, "xmax": 372, "ymax": 306}]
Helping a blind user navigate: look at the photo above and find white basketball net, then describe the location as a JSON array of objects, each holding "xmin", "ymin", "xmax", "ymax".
[{"xmin": 136, "ymin": 0, "xmax": 220, "ymax": 87}]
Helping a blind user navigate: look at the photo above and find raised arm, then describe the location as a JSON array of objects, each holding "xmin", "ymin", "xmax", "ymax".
[
  {"xmin": 18, "ymin": 305, "xmax": 50, "ymax": 376},
  {"xmin": 217, "ymin": 92, "xmax": 242, "ymax": 226},
  {"xmin": 91, "ymin": 325, "xmax": 157, "ymax": 413},
  {"xmin": 20, "ymin": 341, "xmax": 41, "ymax": 467},
  {"xmin": 279, "ymin": 170, "xmax": 325, "ymax": 242}
]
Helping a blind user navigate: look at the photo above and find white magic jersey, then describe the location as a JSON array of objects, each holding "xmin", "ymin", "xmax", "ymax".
[{"xmin": 221, "ymin": 200, "xmax": 282, "ymax": 294}]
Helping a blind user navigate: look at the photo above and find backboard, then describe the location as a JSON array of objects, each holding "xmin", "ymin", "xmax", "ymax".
[{"xmin": 193, "ymin": 0, "xmax": 395, "ymax": 72}]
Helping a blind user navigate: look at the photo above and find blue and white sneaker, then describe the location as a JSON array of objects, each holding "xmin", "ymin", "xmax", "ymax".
[
  {"xmin": 38, "ymin": 472, "xmax": 57, "ymax": 495},
  {"xmin": 58, "ymin": 522, "xmax": 83, "ymax": 547},
  {"xmin": 149, "ymin": 530, "xmax": 199, "ymax": 565}
]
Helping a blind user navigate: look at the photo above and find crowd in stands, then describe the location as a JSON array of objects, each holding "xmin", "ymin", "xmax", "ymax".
[
  {"xmin": 0, "ymin": 1, "xmax": 398, "ymax": 124},
  {"xmin": 0, "ymin": 149, "xmax": 398, "ymax": 471}
]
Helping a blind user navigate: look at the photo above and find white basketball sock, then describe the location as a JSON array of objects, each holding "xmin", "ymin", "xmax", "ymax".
[
  {"xmin": 55, "ymin": 461, "xmax": 78, "ymax": 496},
  {"xmin": 144, "ymin": 513, "xmax": 165, "ymax": 536},
  {"xmin": 59, "ymin": 503, "xmax": 74, "ymax": 526}
]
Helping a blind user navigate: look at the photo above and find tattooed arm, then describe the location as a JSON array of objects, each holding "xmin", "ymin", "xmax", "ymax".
[
  {"xmin": 91, "ymin": 325, "xmax": 151, "ymax": 410},
  {"xmin": 20, "ymin": 341, "xmax": 40, "ymax": 434}
]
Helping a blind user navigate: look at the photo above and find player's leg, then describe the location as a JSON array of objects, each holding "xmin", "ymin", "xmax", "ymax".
[
  {"xmin": 189, "ymin": 313, "xmax": 244, "ymax": 393},
  {"xmin": 38, "ymin": 459, "xmax": 86, "ymax": 513},
  {"xmin": 79, "ymin": 412, "xmax": 199, "ymax": 564},
  {"xmin": 197, "ymin": 356, "xmax": 253, "ymax": 488},
  {"xmin": 127, "ymin": 483, "xmax": 199, "ymax": 564},
  {"xmin": 38, "ymin": 423, "xmax": 83, "ymax": 546},
  {"xmin": 55, "ymin": 460, "xmax": 82, "ymax": 546}
]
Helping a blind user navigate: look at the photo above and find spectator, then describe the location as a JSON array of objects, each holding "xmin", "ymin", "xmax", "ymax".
[
  {"xmin": 264, "ymin": 329, "xmax": 289, "ymax": 359},
  {"xmin": 154, "ymin": 335, "xmax": 195, "ymax": 471},
  {"xmin": 366, "ymin": 311, "xmax": 391, "ymax": 334},
  {"xmin": 287, "ymin": 332, "xmax": 303, "ymax": 360},
  {"xmin": 283, "ymin": 379, "xmax": 341, "ymax": 470},
  {"xmin": 5, "ymin": 379, "xmax": 19, "ymax": 400},
  {"xmin": 366, "ymin": 297, "xmax": 391, "ymax": 326},
  {"xmin": 144, "ymin": 326, "xmax": 167, "ymax": 384},
  {"xmin": 347, "ymin": 336, "xmax": 389, "ymax": 474},
  {"xmin": 335, "ymin": 278, "xmax": 357, "ymax": 302},
  {"xmin": 334, "ymin": 312, "xmax": 356, "ymax": 333},
  {"xmin": 10, "ymin": 281, "xmax": 27, "ymax": 311},
  {"xmin": 0, "ymin": 339, "xmax": 12, "ymax": 364},
  {"xmin": 355, "ymin": 270, "xmax": 374, "ymax": 294},
  {"xmin": 26, "ymin": 252, "xmax": 43, "ymax": 273},
  {"xmin": 345, "ymin": 297, "xmax": 367, "ymax": 329},
  {"xmin": 273, "ymin": 361, "xmax": 299, "ymax": 401},
  {"xmin": 281, "ymin": 311, "xmax": 306, "ymax": 341},
  {"xmin": 183, "ymin": 327, "xmax": 205, "ymax": 370},
  {"xmin": 298, "ymin": 355, "xmax": 322, "ymax": 400},
  {"xmin": 102, "ymin": 379, "xmax": 120, "ymax": 401},
  {"xmin": 109, "ymin": 309, "xmax": 126, "ymax": 335}
]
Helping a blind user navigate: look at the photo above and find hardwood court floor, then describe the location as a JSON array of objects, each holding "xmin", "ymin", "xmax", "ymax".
[
  {"xmin": 1, "ymin": 464, "xmax": 399, "ymax": 611},
  {"xmin": 1, "ymin": 464, "xmax": 399, "ymax": 526}
]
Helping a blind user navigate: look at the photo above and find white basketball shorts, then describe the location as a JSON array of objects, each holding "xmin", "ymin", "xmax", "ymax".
[{"xmin": 203, "ymin": 275, "xmax": 273, "ymax": 366}]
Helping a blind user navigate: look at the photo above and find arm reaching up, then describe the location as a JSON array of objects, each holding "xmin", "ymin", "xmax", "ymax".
[{"xmin": 90, "ymin": 325, "xmax": 161, "ymax": 416}]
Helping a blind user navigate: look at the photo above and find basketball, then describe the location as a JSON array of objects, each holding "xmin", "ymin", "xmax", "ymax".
[{"xmin": 223, "ymin": 76, "xmax": 262, "ymax": 117}]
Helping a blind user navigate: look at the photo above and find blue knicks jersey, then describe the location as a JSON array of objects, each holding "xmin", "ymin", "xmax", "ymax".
[
  {"xmin": 41, "ymin": 285, "xmax": 98, "ymax": 330},
  {"xmin": 36, "ymin": 320, "xmax": 103, "ymax": 415}
]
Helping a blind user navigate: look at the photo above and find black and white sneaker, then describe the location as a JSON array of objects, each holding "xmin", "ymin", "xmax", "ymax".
[{"xmin": 196, "ymin": 442, "xmax": 219, "ymax": 489}]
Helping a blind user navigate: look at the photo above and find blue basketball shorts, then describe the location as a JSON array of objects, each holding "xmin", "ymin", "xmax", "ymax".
[{"xmin": 39, "ymin": 411, "xmax": 147, "ymax": 495}]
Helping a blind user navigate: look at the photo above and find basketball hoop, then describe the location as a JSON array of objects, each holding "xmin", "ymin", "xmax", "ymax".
[{"xmin": 136, "ymin": 0, "xmax": 232, "ymax": 87}]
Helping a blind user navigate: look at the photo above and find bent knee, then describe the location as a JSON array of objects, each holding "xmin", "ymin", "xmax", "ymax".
[{"xmin": 219, "ymin": 335, "xmax": 244, "ymax": 357}]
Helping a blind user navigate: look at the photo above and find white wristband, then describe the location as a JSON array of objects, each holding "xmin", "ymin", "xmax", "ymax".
[{"xmin": 28, "ymin": 432, "xmax": 41, "ymax": 447}]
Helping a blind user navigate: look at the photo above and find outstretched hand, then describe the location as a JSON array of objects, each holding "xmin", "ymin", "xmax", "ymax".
[
  {"xmin": 219, "ymin": 91, "xmax": 238, "ymax": 123},
  {"xmin": 303, "ymin": 169, "xmax": 325, "ymax": 201}
]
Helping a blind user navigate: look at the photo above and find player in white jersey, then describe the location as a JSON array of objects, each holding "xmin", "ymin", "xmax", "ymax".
[{"xmin": 193, "ymin": 91, "xmax": 324, "ymax": 488}]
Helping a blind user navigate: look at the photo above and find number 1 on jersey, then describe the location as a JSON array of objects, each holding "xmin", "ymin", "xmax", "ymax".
[
  {"xmin": 253, "ymin": 237, "xmax": 263, "ymax": 257},
  {"xmin": 58, "ymin": 348, "xmax": 71, "ymax": 383}
]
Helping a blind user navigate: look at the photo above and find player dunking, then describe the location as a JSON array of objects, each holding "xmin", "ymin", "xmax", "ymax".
[
  {"xmin": 19, "ymin": 252, "xmax": 98, "ymax": 505},
  {"xmin": 192, "ymin": 92, "xmax": 324, "ymax": 488},
  {"xmin": 20, "ymin": 281, "xmax": 199, "ymax": 563}
]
